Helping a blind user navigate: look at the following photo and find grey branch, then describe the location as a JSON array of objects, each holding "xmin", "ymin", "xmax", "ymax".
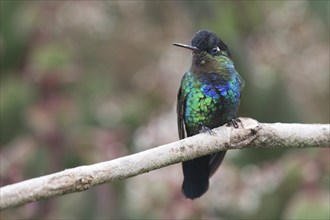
[{"xmin": 1, "ymin": 118, "xmax": 329, "ymax": 210}]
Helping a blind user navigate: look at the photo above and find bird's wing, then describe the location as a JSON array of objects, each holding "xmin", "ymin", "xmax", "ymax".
[
  {"xmin": 177, "ymin": 85, "xmax": 187, "ymax": 140},
  {"xmin": 234, "ymin": 69, "xmax": 245, "ymax": 92},
  {"xmin": 209, "ymin": 151, "xmax": 227, "ymax": 177},
  {"xmin": 209, "ymin": 70, "xmax": 243, "ymax": 177}
]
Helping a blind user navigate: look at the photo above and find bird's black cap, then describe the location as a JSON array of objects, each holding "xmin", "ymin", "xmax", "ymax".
[
  {"xmin": 191, "ymin": 30, "xmax": 230, "ymax": 55},
  {"xmin": 173, "ymin": 30, "xmax": 231, "ymax": 57}
]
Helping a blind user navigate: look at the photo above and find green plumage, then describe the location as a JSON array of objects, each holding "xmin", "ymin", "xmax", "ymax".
[
  {"xmin": 178, "ymin": 54, "xmax": 243, "ymax": 137},
  {"xmin": 175, "ymin": 30, "xmax": 244, "ymax": 199}
]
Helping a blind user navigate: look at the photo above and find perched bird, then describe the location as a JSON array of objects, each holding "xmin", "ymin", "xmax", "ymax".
[{"xmin": 174, "ymin": 30, "xmax": 244, "ymax": 199}]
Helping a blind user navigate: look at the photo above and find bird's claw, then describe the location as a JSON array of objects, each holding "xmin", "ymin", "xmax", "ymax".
[
  {"xmin": 200, "ymin": 125, "xmax": 215, "ymax": 135},
  {"xmin": 227, "ymin": 118, "xmax": 240, "ymax": 128}
]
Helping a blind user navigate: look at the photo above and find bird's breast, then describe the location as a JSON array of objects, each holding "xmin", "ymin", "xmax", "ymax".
[{"xmin": 184, "ymin": 72, "xmax": 241, "ymax": 133}]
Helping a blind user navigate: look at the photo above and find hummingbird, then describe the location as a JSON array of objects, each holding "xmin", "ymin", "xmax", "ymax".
[{"xmin": 173, "ymin": 30, "xmax": 244, "ymax": 199}]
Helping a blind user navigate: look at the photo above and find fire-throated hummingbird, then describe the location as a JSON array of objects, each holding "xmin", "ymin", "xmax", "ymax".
[{"xmin": 174, "ymin": 30, "xmax": 244, "ymax": 199}]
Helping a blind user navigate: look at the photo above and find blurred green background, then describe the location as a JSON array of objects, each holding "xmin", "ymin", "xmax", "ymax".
[{"xmin": 0, "ymin": 1, "xmax": 329, "ymax": 219}]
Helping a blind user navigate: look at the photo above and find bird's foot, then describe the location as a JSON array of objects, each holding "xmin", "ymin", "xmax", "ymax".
[
  {"xmin": 227, "ymin": 118, "xmax": 241, "ymax": 129},
  {"xmin": 200, "ymin": 125, "xmax": 215, "ymax": 135}
]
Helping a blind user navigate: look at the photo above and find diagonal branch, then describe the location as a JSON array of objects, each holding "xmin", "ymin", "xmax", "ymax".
[{"xmin": 1, "ymin": 118, "xmax": 329, "ymax": 210}]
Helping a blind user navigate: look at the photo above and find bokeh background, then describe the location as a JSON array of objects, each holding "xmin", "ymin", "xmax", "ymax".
[{"xmin": 1, "ymin": 1, "xmax": 329, "ymax": 219}]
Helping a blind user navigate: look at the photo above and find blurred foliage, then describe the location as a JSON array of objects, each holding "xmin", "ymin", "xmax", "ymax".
[{"xmin": 0, "ymin": 1, "xmax": 329, "ymax": 219}]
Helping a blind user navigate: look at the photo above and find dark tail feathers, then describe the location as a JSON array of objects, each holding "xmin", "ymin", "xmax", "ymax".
[
  {"xmin": 181, "ymin": 151, "xmax": 227, "ymax": 199},
  {"xmin": 182, "ymin": 155, "xmax": 210, "ymax": 199}
]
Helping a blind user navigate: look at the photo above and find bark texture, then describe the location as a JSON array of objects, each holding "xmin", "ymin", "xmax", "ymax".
[{"xmin": 1, "ymin": 118, "xmax": 329, "ymax": 210}]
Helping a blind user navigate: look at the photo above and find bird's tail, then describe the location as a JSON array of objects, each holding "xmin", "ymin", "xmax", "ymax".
[
  {"xmin": 181, "ymin": 151, "xmax": 227, "ymax": 199},
  {"xmin": 181, "ymin": 155, "xmax": 210, "ymax": 199}
]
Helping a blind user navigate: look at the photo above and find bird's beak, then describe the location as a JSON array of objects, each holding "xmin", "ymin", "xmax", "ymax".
[{"xmin": 172, "ymin": 43, "xmax": 200, "ymax": 52}]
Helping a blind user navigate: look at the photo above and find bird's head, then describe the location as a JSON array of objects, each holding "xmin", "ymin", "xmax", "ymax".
[{"xmin": 173, "ymin": 30, "xmax": 232, "ymax": 72}]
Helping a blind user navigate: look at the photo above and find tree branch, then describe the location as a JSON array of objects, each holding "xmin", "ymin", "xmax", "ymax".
[{"xmin": 1, "ymin": 118, "xmax": 329, "ymax": 210}]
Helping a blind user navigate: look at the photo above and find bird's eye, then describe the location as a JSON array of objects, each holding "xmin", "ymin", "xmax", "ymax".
[{"xmin": 211, "ymin": 46, "xmax": 220, "ymax": 54}]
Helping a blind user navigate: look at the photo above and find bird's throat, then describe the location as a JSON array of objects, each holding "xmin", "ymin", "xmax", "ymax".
[{"xmin": 191, "ymin": 53, "xmax": 233, "ymax": 77}]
